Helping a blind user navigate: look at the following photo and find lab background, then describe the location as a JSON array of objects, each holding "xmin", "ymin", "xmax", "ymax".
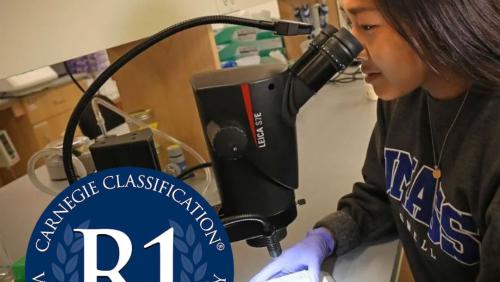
[{"xmin": 0, "ymin": 0, "xmax": 412, "ymax": 281}]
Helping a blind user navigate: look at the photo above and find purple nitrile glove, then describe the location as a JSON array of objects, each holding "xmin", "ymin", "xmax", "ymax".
[{"xmin": 250, "ymin": 227, "xmax": 335, "ymax": 282}]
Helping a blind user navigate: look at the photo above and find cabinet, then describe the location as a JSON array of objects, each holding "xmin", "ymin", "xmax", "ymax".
[
  {"xmin": 20, "ymin": 82, "xmax": 83, "ymax": 148},
  {"xmin": 107, "ymin": 26, "xmax": 219, "ymax": 163},
  {"xmin": 0, "ymin": 81, "xmax": 84, "ymax": 184}
]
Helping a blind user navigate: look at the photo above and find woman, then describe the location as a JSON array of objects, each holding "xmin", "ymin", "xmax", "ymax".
[{"xmin": 251, "ymin": 0, "xmax": 499, "ymax": 281}]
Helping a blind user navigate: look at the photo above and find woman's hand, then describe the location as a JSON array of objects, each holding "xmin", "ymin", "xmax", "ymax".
[{"xmin": 250, "ymin": 227, "xmax": 335, "ymax": 282}]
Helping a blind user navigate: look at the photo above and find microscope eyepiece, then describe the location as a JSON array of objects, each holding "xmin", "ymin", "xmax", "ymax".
[
  {"xmin": 310, "ymin": 25, "xmax": 339, "ymax": 49},
  {"xmin": 282, "ymin": 27, "xmax": 362, "ymax": 121},
  {"xmin": 321, "ymin": 28, "xmax": 363, "ymax": 71},
  {"xmin": 291, "ymin": 26, "xmax": 339, "ymax": 74},
  {"xmin": 332, "ymin": 28, "xmax": 364, "ymax": 59},
  {"xmin": 293, "ymin": 27, "xmax": 363, "ymax": 93}
]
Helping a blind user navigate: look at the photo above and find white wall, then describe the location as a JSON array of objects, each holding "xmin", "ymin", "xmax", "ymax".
[{"xmin": 0, "ymin": 0, "xmax": 273, "ymax": 79}]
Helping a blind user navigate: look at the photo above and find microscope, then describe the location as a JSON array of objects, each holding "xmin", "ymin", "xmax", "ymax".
[
  {"xmin": 191, "ymin": 26, "xmax": 361, "ymax": 257},
  {"xmin": 62, "ymin": 16, "xmax": 361, "ymax": 258}
]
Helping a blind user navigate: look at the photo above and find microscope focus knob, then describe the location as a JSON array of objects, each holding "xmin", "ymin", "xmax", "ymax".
[{"xmin": 209, "ymin": 124, "xmax": 248, "ymax": 160}]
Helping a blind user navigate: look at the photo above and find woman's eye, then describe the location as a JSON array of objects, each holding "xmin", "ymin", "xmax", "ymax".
[{"xmin": 361, "ymin": 25, "xmax": 377, "ymax": 31}]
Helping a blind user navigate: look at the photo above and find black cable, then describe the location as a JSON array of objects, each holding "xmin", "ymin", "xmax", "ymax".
[
  {"xmin": 63, "ymin": 62, "xmax": 86, "ymax": 93},
  {"xmin": 333, "ymin": 77, "xmax": 363, "ymax": 84},
  {"xmin": 221, "ymin": 214, "xmax": 273, "ymax": 235},
  {"xmin": 178, "ymin": 162, "xmax": 212, "ymax": 180},
  {"xmin": 328, "ymin": 65, "xmax": 363, "ymax": 84},
  {"xmin": 63, "ymin": 15, "xmax": 313, "ymax": 183},
  {"xmin": 343, "ymin": 69, "xmax": 362, "ymax": 76}
]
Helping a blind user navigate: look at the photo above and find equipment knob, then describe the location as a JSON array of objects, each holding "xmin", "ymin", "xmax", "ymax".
[{"xmin": 210, "ymin": 124, "xmax": 248, "ymax": 160}]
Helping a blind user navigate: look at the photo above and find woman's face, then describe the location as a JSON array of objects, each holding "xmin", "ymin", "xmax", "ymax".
[{"xmin": 341, "ymin": 0, "xmax": 428, "ymax": 100}]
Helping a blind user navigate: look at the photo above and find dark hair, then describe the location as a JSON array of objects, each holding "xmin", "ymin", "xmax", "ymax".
[{"xmin": 376, "ymin": 0, "xmax": 499, "ymax": 90}]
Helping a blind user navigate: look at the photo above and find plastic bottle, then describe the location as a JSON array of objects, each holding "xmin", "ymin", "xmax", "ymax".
[{"xmin": 167, "ymin": 144, "xmax": 188, "ymax": 176}]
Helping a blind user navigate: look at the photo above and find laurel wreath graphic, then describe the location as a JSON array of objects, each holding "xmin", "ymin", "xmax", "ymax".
[
  {"xmin": 169, "ymin": 220, "xmax": 209, "ymax": 282},
  {"xmin": 51, "ymin": 220, "xmax": 90, "ymax": 282}
]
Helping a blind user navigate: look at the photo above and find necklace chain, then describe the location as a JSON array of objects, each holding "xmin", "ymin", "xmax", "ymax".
[{"xmin": 426, "ymin": 90, "xmax": 470, "ymax": 179}]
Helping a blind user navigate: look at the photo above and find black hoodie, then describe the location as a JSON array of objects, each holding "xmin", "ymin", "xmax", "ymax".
[{"xmin": 315, "ymin": 85, "xmax": 500, "ymax": 282}]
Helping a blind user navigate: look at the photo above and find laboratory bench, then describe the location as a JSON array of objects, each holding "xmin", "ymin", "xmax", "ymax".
[{"xmin": 0, "ymin": 81, "xmax": 413, "ymax": 281}]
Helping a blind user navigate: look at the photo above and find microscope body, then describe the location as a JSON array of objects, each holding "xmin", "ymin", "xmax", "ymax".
[
  {"xmin": 192, "ymin": 64, "xmax": 305, "ymax": 243},
  {"xmin": 191, "ymin": 27, "xmax": 362, "ymax": 256}
]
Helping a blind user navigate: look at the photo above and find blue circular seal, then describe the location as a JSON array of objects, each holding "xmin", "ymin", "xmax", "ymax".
[{"xmin": 25, "ymin": 167, "xmax": 233, "ymax": 282}]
